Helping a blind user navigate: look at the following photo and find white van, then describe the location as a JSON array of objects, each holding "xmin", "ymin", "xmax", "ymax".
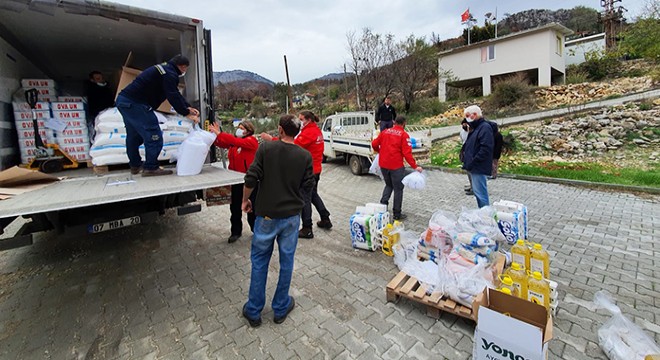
[{"xmin": 320, "ymin": 112, "xmax": 431, "ymax": 175}]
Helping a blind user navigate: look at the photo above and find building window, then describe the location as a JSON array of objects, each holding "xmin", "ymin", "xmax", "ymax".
[
  {"xmin": 481, "ymin": 45, "xmax": 495, "ymax": 62},
  {"xmin": 556, "ymin": 35, "xmax": 562, "ymax": 56}
]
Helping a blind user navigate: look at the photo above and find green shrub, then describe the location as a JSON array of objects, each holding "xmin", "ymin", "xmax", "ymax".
[
  {"xmin": 488, "ymin": 74, "xmax": 534, "ymax": 109},
  {"xmin": 581, "ymin": 50, "xmax": 619, "ymax": 80},
  {"xmin": 638, "ymin": 101, "xmax": 653, "ymax": 111},
  {"xmin": 566, "ymin": 64, "xmax": 589, "ymax": 84},
  {"xmin": 619, "ymin": 18, "xmax": 660, "ymax": 63},
  {"xmin": 409, "ymin": 97, "xmax": 449, "ymax": 117}
]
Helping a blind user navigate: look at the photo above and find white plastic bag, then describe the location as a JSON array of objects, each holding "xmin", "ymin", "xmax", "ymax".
[
  {"xmin": 594, "ymin": 290, "xmax": 660, "ymax": 360},
  {"xmin": 402, "ymin": 171, "xmax": 426, "ymax": 190},
  {"xmin": 456, "ymin": 206, "xmax": 506, "ymax": 244},
  {"xmin": 369, "ymin": 154, "xmax": 383, "ymax": 179}
]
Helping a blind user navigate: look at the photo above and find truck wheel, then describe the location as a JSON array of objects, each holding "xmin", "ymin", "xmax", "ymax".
[
  {"xmin": 40, "ymin": 159, "xmax": 63, "ymax": 173},
  {"xmin": 349, "ymin": 155, "xmax": 363, "ymax": 176}
]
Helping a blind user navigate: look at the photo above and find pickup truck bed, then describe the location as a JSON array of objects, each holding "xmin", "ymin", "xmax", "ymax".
[{"xmin": 0, "ymin": 163, "xmax": 244, "ymax": 218}]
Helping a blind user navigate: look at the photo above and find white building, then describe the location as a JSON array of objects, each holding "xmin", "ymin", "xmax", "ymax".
[
  {"xmin": 438, "ymin": 23, "xmax": 573, "ymax": 101},
  {"xmin": 564, "ymin": 33, "xmax": 606, "ymax": 66}
]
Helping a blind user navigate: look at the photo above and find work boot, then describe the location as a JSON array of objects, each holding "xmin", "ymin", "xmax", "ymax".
[
  {"xmin": 316, "ymin": 218, "xmax": 333, "ymax": 229},
  {"xmin": 130, "ymin": 166, "xmax": 142, "ymax": 175},
  {"xmin": 298, "ymin": 227, "xmax": 313, "ymax": 239},
  {"xmin": 142, "ymin": 168, "xmax": 173, "ymax": 177}
]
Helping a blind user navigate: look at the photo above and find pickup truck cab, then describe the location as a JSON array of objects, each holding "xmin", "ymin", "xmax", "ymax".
[{"xmin": 320, "ymin": 111, "xmax": 431, "ymax": 175}]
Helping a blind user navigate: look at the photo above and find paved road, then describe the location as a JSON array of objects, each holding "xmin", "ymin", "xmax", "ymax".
[
  {"xmin": 430, "ymin": 88, "xmax": 660, "ymax": 142},
  {"xmin": 0, "ymin": 162, "xmax": 658, "ymax": 359}
]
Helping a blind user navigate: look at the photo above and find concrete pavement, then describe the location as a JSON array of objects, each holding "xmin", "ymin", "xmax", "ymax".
[{"xmin": 0, "ymin": 162, "xmax": 658, "ymax": 359}]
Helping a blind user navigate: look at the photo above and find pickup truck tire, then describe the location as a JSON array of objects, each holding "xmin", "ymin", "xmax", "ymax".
[{"xmin": 349, "ymin": 155, "xmax": 363, "ymax": 176}]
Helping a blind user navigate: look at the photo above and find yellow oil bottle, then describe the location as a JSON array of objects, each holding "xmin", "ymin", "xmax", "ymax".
[
  {"xmin": 527, "ymin": 271, "xmax": 550, "ymax": 309},
  {"xmin": 381, "ymin": 223, "xmax": 394, "ymax": 256},
  {"xmin": 504, "ymin": 262, "xmax": 528, "ymax": 299},
  {"xmin": 530, "ymin": 243, "xmax": 550, "ymax": 279},
  {"xmin": 510, "ymin": 239, "xmax": 530, "ymax": 271},
  {"xmin": 498, "ymin": 287, "xmax": 513, "ymax": 296},
  {"xmin": 498, "ymin": 275, "xmax": 519, "ymax": 298}
]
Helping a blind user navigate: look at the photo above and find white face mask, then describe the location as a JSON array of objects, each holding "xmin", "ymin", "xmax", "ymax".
[
  {"xmin": 179, "ymin": 71, "xmax": 186, "ymax": 78},
  {"xmin": 235, "ymin": 128, "xmax": 245, "ymax": 137},
  {"xmin": 465, "ymin": 116, "xmax": 473, "ymax": 123},
  {"xmin": 96, "ymin": 82, "xmax": 107, "ymax": 87}
]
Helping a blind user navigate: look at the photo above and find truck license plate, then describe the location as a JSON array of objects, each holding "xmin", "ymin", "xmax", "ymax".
[{"xmin": 88, "ymin": 216, "xmax": 141, "ymax": 233}]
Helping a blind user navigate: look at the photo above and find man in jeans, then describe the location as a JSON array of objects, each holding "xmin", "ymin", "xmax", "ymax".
[
  {"xmin": 461, "ymin": 105, "xmax": 494, "ymax": 208},
  {"xmin": 371, "ymin": 116, "xmax": 423, "ymax": 221},
  {"xmin": 241, "ymin": 114, "xmax": 315, "ymax": 327},
  {"xmin": 116, "ymin": 55, "xmax": 199, "ymax": 176}
]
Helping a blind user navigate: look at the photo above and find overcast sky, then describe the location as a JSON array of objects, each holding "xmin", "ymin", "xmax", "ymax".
[{"xmin": 113, "ymin": 0, "xmax": 643, "ymax": 84}]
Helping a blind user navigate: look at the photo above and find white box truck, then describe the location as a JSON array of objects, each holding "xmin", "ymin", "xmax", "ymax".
[
  {"xmin": 320, "ymin": 111, "xmax": 431, "ymax": 175},
  {"xmin": 0, "ymin": 0, "xmax": 244, "ymax": 249}
]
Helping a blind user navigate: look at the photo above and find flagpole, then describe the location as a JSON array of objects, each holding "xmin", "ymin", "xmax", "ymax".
[
  {"xmin": 467, "ymin": 22, "xmax": 471, "ymax": 45},
  {"xmin": 495, "ymin": 7, "xmax": 498, "ymax": 38}
]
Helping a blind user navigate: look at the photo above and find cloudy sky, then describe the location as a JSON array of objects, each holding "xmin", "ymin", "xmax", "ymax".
[{"xmin": 113, "ymin": 0, "xmax": 643, "ymax": 84}]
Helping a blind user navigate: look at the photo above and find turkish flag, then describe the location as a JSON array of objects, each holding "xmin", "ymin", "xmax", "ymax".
[{"xmin": 461, "ymin": 8, "xmax": 470, "ymax": 23}]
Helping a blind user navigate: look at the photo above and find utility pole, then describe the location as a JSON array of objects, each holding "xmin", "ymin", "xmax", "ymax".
[
  {"xmin": 343, "ymin": 64, "xmax": 349, "ymax": 110},
  {"xmin": 600, "ymin": 0, "xmax": 626, "ymax": 50},
  {"xmin": 283, "ymin": 55, "xmax": 294, "ymax": 113}
]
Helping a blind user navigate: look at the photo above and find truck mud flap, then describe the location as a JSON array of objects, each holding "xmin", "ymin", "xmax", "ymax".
[
  {"xmin": 177, "ymin": 203, "xmax": 201, "ymax": 216},
  {"xmin": 205, "ymin": 185, "xmax": 232, "ymax": 207}
]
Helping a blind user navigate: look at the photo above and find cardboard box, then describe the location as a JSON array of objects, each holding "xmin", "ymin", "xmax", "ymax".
[
  {"xmin": 15, "ymin": 119, "xmax": 47, "ymax": 130},
  {"xmin": 114, "ymin": 53, "xmax": 181, "ymax": 114},
  {"xmin": 16, "ymin": 129, "xmax": 48, "ymax": 140},
  {"xmin": 473, "ymin": 288, "xmax": 552, "ymax": 360},
  {"xmin": 51, "ymin": 102, "xmax": 85, "ymax": 111}
]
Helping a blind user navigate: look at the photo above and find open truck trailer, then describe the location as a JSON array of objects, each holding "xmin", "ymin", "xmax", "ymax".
[{"xmin": 0, "ymin": 0, "xmax": 244, "ymax": 249}]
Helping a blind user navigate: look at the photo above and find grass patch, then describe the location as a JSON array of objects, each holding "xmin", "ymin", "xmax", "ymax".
[
  {"xmin": 502, "ymin": 161, "xmax": 660, "ymax": 188},
  {"xmin": 430, "ymin": 142, "xmax": 463, "ymax": 167}
]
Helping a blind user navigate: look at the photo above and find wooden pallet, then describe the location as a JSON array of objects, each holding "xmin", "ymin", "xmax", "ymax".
[
  {"xmin": 386, "ymin": 271, "xmax": 476, "ymax": 320},
  {"xmin": 385, "ymin": 254, "xmax": 505, "ymax": 321}
]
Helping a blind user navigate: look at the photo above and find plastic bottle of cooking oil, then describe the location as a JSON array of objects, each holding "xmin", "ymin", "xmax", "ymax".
[
  {"xmin": 529, "ymin": 243, "xmax": 550, "ymax": 279},
  {"xmin": 381, "ymin": 223, "xmax": 394, "ymax": 256},
  {"xmin": 499, "ymin": 287, "xmax": 513, "ymax": 296},
  {"xmin": 527, "ymin": 271, "xmax": 550, "ymax": 309},
  {"xmin": 498, "ymin": 275, "xmax": 519, "ymax": 298},
  {"xmin": 511, "ymin": 239, "xmax": 530, "ymax": 270},
  {"xmin": 391, "ymin": 220, "xmax": 402, "ymax": 246},
  {"xmin": 504, "ymin": 262, "xmax": 528, "ymax": 299}
]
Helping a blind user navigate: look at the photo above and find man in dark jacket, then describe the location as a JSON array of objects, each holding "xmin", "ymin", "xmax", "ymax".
[
  {"xmin": 376, "ymin": 96, "xmax": 396, "ymax": 131},
  {"xmin": 492, "ymin": 129, "xmax": 504, "ymax": 179},
  {"xmin": 85, "ymin": 71, "xmax": 114, "ymax": 122},
  {"xmin": 116, "ymin": 55, "xmax": 200, "ymax": 176},
  {"xmin": 461, "ymin": 105, "xmax": 493, "ymax": 208},
  {"xmin": 240, "ymin": 114, "xmax": 315, "ymax": 327}
]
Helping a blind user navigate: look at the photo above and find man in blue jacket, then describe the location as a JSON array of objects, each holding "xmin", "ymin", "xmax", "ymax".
[
  {"xmin": 461, "ymin": 105, "xmax": 493, "ymax": 208},
  {"xmin": 116, "ymin": 55, "xmax": 200, "ymax": 176}
]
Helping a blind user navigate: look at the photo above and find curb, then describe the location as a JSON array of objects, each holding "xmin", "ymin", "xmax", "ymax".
[{"xmin": 423, "ymin": 165, "xmax": 660, "ymax": 195}]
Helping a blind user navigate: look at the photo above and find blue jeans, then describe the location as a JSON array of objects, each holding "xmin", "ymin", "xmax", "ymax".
[
  {"xmin": 244, "ymin": 214, "xmax": 300, "ymax": 320},
  {"xmin": 470, "ymin": 172, "xmax": 490, "ymax": 208},
  {"xmin": 115, "ymin": 95, "xmax": 163, "ymax": 170},
  {"xmin": 301, "ymin": 173, "xmax": 330, "ymax": 228}
]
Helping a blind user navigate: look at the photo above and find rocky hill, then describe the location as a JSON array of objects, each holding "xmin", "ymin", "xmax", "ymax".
[{"xmin": 213, "ymin": 70, "xmax": 274, "ymax": 87}]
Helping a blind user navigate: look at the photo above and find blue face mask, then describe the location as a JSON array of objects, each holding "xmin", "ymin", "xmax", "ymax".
[{"xmin": 235, "ymin": 128, "xmax": 244, "ymax": 137}]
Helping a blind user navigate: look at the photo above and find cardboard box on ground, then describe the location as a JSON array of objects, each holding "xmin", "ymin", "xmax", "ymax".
[
  {"xmin": 473, "ymin": 288, "xmax": 553, "ymax": 360},
  {"xmin": 114, "ymin": 52, "xmax": 185, "ymax": 115}
]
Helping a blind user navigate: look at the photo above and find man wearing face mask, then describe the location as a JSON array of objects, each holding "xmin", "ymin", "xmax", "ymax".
[
  {"xmin": 116, "ymin": 54, "xmax": 200, "ymax": 176},
  {"xmin": 85, "ymin": 71, "xmax": 115, "ymax": 123},
  {"xmin": 209, "ymin": 120, "xmax": 259, "ymax": 243},
  {"xmin": 461, "ymin": 105, "xmax": 494, "ymax": 208}
]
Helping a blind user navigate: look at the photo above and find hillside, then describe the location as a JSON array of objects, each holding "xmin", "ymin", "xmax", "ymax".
[{"xmin": 213, "ymin": 70, "xmax": 274, "ymax": 86}]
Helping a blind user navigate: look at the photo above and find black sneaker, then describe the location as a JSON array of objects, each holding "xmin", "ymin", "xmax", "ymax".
[
  {"xmin": 298, "ymin": 228, "xmax": 313, "ymax": 239},
  {"xmin": 274, "ymin": 297, "xmax": 295, "ymax": 324},
  {"xmin": 393, "ymin": 214, "xmax": 407, "ymax": 221},
  {"xmin": 228, "ymin": 234, "xmax": 240, "ymax": 243},
  {"xmin": 465, "ymin": 190, "xmax": 474, "ymax": 196},
  {"xmin": 242, "ymin": 304, "xmax": 262, "ymax": 328},
  {"xmin": 316, "ymin": 219, "xmax": 333, "ymax": 229}
]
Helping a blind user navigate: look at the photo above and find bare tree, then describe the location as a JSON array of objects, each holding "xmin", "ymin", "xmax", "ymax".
[
  {"xmin": 346, "ymin": 28, "xmax": 400, "ymax": 111},
  {"xmin": 393, "ymin": 35, "xmax": 437, "ymax": 112}
]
